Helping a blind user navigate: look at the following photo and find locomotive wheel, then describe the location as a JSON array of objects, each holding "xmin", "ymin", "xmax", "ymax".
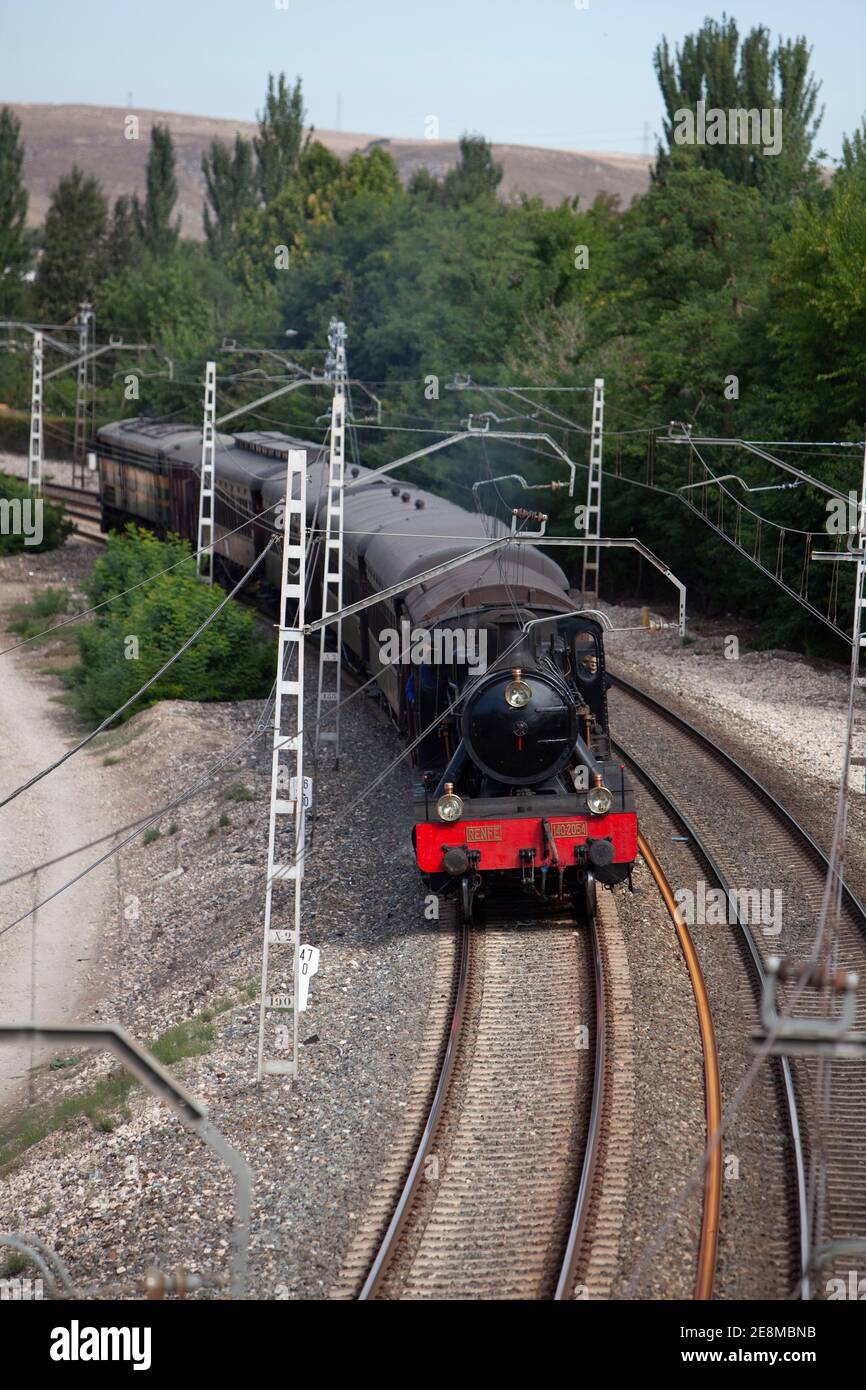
[
  {"xmin": 582, "ymin": 871, "xmax": 597, "ymax": 921},
  {"xmin": 458, "ymin": 874, "xmax": 475, "ymax": 925}
]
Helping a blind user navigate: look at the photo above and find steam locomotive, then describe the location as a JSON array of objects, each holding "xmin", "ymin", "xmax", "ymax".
[
  {"xmin": 95, "ymin": 417, "xmax": 638, "ymax": 921},
  {"xmin": 412, "ymin": 612, "xmax": 637, "ymax": 923}
]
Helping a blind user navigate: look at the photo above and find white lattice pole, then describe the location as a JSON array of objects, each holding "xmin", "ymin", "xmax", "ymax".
[
  {"xmin": 315, "ymin": 319, "xmax": 347, "ymax": 764},
  {"xmin": 196, "ymin": 361, "xmax": 217, "ymax": 582},
  {"xmin": 581, "ymin": 377, "xmax": 605, "ymax": 601},
  {"xmin": 257, "ymin": 450, "xmax": 308, "ymax": 1082},
  {"xmin": 72, "ymin": 303, "xmax": 93, "ymax": 488},
  {"xmin": 851, "ymin": 436, "xmax": 866, "ymax": 793},
  {"xmin": 28, "ymin": 331, "xmax": 43, "ymax": 493}
]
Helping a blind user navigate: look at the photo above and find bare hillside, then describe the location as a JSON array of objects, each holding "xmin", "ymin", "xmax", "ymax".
[{"xmin": 9, "ymin": 103, "xmax": 653, "ymax": 236}]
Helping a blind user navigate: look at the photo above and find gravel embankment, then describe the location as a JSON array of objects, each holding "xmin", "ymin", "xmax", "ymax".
[
  {"xmin": 0, "ymin": 543, "xmax": 442, "ymax": 1297},
  {"xmin": 601, "ymin": 601, "xmax": 866, "ymax": 903},
  {"xmin": 1, "ymin": 451, "xmax": 91, "ymax": 491}
]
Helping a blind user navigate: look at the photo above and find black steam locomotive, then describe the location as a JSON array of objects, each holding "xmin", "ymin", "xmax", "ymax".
[
  {"xmin": 412, "ymin": 611, "xmax": 637, "ymax": 922},
  {"xmin": 95, "ymin": 417, "xmax": 638, "ymax": 921}
]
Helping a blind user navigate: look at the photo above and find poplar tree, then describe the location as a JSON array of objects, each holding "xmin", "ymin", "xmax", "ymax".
[
  {"xmin": 202, "ymin": 134, "xmax": 257, "ymax": 254},
  {"xmin": 653, "ymin": 16, "xmax": 823, "ymax": 195},
  {"xmin": 134, "ymin": 123, "xmax": 181, "ymax": 255},
  {"xmin": 107, "ymin": 194, "xmax": 138, "ymax": 273},
  {"xmin": 254, "ymin": 73, "xmax": 311, "ymax": 204}
]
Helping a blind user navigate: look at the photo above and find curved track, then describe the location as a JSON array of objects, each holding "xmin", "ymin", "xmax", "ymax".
[
  {"xmin": 610, "ymin": 672, "xmax": 866, "ymax": 1299},
  {"xmin": 357, "ymin": 880, "xmax": 721, "ymax": 1301},
  {"xmin": 359, "ymin": 902, "xmax": 605, "ymax": 1300}
]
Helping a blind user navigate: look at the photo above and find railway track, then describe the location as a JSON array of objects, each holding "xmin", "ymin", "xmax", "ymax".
[
  {"xmin": 609, "ymin": 672, "xmax": 866, "ymax": 1299},
  {"xmin": 356, "ymin": 900, "xmax": 600, "ymax": 1300},
  {"xmin": 337, "ymin": 876, "xmax": 721, "ymax": 1301},
  {"xmin": 42, "ymin": 482, "xmax": 106, "ymax": 546}
]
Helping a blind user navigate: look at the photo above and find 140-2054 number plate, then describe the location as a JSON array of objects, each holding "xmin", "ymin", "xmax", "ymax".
[{"xmin": 546, "ymin": 819, "xmax": 588, "ymax": 838}]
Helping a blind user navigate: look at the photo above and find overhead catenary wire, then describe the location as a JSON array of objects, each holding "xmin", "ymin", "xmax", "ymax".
[
  {"xmin": 0, "ymin": 685, "xmax": 278, "ymax": 942},
  {"xmin": 0, "ymin": 539, "xmax": 276, "ymax": 811},
  {"xmin": 0, "ymin": 499, "xmax": 286, "ymax": 656},
  {"xmin": 0, "ymin": 482, "xmax": 327, "ymax": 930}
]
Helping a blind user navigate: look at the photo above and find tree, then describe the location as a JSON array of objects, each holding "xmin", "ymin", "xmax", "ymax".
[
  {"xmin": 839, "ymin": 118, "xmax": 866, "ymax": 181},
  {"xmin": 410, "ymin": 134, "xmax": 503, "ymax": 207},
  {"xmin": 106, "ymin": 195, "xmax": 137, "ymax": 274},
  {"xmin": 99, "ymin": 246, "xmax": 217, "ymax": 383},
  {"xmin": 653, "ymin": 16, "xmax": 823, "ymax": 197},
  {"xmin": 202, "ymin": 134, "xmax": 257, "ymax": 256},
  {"xmin": 134, "ymin": 124, "xmax": 180, "ymax": 256},
  {"xmin": 229, "ymin": 143, "xmax": 402, "ymax": 295},
  {"xmin": 441, "ymin": 134, "xmax": 503, "ymax": 205},
  {"xmin": 254, "ymin": 73, "xmax": 311, "ymax": 204},
  {"xmin": 35, "ymin": 167, "xmax": 108, "ymax": 319},
  {"xmin": 768, "ymin": 160, "xmax": 866, "ymax": 437},
  {"xmin": 0, "ymin": 106, "xmax": 29, "ymax": 311}
]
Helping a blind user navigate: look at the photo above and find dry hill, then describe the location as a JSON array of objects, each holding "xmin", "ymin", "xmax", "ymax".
[{"xmin": 8, "ymin": 103, "xmax": 653, "ymax": 237}]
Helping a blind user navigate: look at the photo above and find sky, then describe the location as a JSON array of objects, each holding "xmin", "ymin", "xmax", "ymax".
[{"xmin": 1, "ymin": 0, "xmax": 864, "ymax": 160}]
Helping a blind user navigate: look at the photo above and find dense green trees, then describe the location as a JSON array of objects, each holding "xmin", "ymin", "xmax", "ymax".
[
  {"xmin": 653, "ymin": 15, "xmax": 823, "ymax": 197},
  {"xmin": 0, "ymin": 107, "xmax": 29, "ymax": 312},
  {"xmin": 254, "ymin": 73, "xmax": 310, "ymax": 205},
  {"xmin": 2, "ymin": 34, "xmax": 864, "ymax": 653},
  {"xmin": 69, "ymin": 527, "xmax": 274, "ymax": 722},
  {"xmin": 35, "ymin": 167, "xmax": 108, "ymax": 319}
]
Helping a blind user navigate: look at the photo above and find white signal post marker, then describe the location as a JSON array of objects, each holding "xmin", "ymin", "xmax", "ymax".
[
  {"xmin": 257, "ymin": 449, "xmax": 309, "ymax": 1082},
  {"xmin": 298, "ymin": 945, "xmax": 320, "ymax": 1012}
]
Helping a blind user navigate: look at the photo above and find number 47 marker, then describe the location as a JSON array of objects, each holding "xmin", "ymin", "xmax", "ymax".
[{"xmin": 298, "ymin": 945, "xmax": 320, "ymax": 1012}]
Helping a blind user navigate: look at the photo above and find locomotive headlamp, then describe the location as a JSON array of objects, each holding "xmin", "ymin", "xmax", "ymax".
[
  {"xmin": 587, "ymin": 774, "xmax": 613, "ymax": 817},
  {"xmin": 436, "ymin": 782, "xmax": 464, "ymax": 823},
  {"xmin": 504, "ymin": 668, "xmax": 532, "ymax": 709}
]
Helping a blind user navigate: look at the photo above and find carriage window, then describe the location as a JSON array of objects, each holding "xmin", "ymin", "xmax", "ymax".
[{"xmin": 574, "ymin": 630, "xmax": 599, "ymax": 680}]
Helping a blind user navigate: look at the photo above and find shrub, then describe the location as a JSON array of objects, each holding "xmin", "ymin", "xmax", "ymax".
[
  {"xmin": 68, "ymin": 525, "xmax": 275, "ymax": 723},
  {"xmin": 0, "ymin": 472, "xmax": 74, "ymax": 554},
  {"xmin": 223, "ymin": 783, "xmax": 254, "ymax": 801},
  {"xmin": 8, "ymin": 586, "xmax": 75, "ymax": 640}
]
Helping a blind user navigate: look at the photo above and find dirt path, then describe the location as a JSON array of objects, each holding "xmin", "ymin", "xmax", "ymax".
[{"xmin": 0, "ymin": 582, "xmax": 119, "ymax": 1119}]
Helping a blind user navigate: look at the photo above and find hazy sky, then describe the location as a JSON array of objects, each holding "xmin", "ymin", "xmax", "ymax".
[{"xmin": 1, "ymin": 0, "xmax": 864, "ymax": 160}]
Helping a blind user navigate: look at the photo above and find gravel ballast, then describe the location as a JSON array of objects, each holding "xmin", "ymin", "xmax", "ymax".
[{"xmin": 0, "ymin": 546, "xmax": 443, "ymax": 1297}]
